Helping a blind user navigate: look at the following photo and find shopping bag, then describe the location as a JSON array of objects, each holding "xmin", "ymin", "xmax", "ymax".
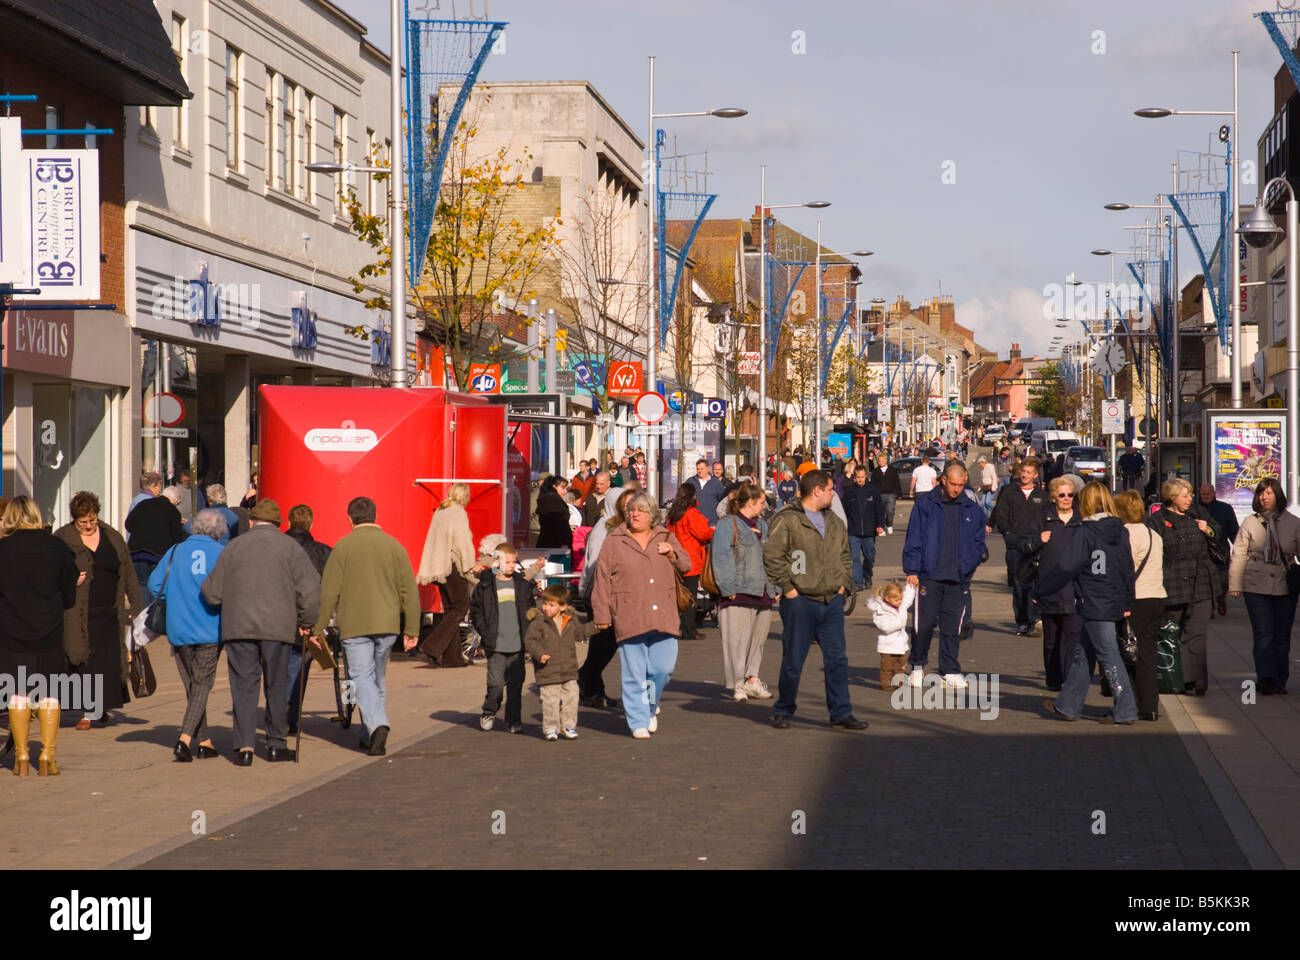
[{"xmin": 1156, "ymin": 617, "xmax": 1184, "ymax": 694}]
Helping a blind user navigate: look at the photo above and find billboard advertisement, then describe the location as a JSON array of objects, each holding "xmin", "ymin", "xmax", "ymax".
[
  {"xmin": 657, "ymin": 418, "xmax": 722, "ymax": 495},
  {"xmin": 1205, "ymin": 411, "xmax": 1285, "ymax": 524},
  {"xmin": 23, "ymin": 149, "xmax": 100, "ymax": 300}
]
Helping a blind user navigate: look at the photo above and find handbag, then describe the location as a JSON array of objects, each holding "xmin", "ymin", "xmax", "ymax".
[
  {"xmin": 673, "ymin": 568, "xmax": 694, "ymax": 612},
  {"xmin": 1156, "ymin": 617, "xmax": 1185, "ymax": 694},
  {"xmin": 1014, "ymin": 550, "xmax": 1040, "ymax": 586},
  {"xmin": 1117, "ymin": 616, "xmax": 1139, "ymax": 665},
  {"xmin": 699, "ymin": 518, "xmax": 740, "ymax": 595},
  {"xmin": 143, "ymin": 550, "xmax": 177, "ymax": 635},
  {"xmin": 128, "ymin": 640, "xmax": 157, "ymax": 698},
  {"xmin": 1286, "ymin": 557, "xmax": 1300, "ymax": 595}
]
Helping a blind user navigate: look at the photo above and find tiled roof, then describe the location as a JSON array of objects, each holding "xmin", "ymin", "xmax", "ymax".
[{"xmin": 0, "ymin": 0, "xmax": 190, "ymax": 104}]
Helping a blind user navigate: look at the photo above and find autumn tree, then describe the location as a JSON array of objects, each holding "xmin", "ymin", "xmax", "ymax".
[{"xmin": 344, "ymin": 103, "xmax": 559, "ymax": 390}]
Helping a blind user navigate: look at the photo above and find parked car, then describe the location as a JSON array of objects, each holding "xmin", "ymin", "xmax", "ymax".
[
  {"xmin": 1064, "ymin": 445, "xmax": 1109, "ymax": 484},
  {"xmin": 1031, "ymin": 429, "xmax": 1082, "ymax": 460},
  {"xmin": 1009, "ymin": 417, "xmax": 1058, "ymax": 443},
  {"xmin": 890, "ymin": 457, "xmax": 947, "ymax": 498},
  {"xmin": 982, "ymin": 424, "xmax": 1006, "ymax": 443}
]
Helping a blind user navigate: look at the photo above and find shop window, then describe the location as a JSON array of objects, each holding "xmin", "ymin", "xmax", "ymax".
[{"xmin": 33, "ymin": 384, "xmax": 112, "ymax": 528}]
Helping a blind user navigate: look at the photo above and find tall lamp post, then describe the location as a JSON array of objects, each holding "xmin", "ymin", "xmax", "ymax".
[
  {"xmin": 1136, "ymin": 49, "xmax": 1241, "ymax": 407},
  {"xmin": 757, "ymin": 165, "xmax": 829, "ymax": 482},
  {"xmin": 811, "ymin": 217, "xmax": 871, "ymax": 455},
  {"xmin": 1239, "ymin": 182, "xmax": 1299, "ymax": 502},
  {"xmin": 646, "ymin": 57, "xmax": 746, "ymax": 502}
]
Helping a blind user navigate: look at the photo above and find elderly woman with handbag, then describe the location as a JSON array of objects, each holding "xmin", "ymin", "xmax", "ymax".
[
  {"xmin": 1152, "ymin": 478, "xmax": 1222, "ymax": 697},
  {"xmin": 1229, "ymin": 478, "xmax": 1300, "ymax": 695},
  {"xmin": 55, "ymin": 492, "xmax": 142, "ymax": 729},
  {"xmin": 417, "ymin": 483, "xmax": 485, "ymax": 668},
  {"xmin": 710, "ymin": 482, "xmax": 778, "ymax": 703},
  {"xmin": 591, "ymin": 491, "xmax": 690, "ymax": 739}
]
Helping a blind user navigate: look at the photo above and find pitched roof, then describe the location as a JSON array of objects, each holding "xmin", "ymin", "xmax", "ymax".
[{"xmin": 0, "ymin": 0, "xmax": 190, "ymax": 105}]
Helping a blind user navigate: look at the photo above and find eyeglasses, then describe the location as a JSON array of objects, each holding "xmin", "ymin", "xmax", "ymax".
[
  {"xmin": 74, "ymin": 516, "xmax": 99, "ymax": 529},
  {"xmin": 1055, "ymin": 493, "xmax": 1073, "ymax": 499}
]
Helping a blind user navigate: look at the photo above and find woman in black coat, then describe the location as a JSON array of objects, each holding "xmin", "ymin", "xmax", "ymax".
[
  {"xmin": 535, "ymin": 477, "xmax": 574, "ymax": 552},
  {"xmin": 1019, "ymin": 477, "xmax": 1084, "ymax": 691},
  {"xmin": 0, "ymin": 497, "xmax": 79, "ymax": 775},
  {"xmin": 1152, "ymin": 478, "xmax": 1221, "ymax": 696}
]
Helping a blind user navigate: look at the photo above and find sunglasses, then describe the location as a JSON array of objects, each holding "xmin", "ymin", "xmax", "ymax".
[{"xmin": 1055, "ymin": 492, "xmax": 1074, "ymax": 499}]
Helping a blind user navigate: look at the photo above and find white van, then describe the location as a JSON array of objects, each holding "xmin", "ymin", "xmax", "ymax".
[{"xmin": 1031, "ymin": 430, "xmax": 1082, "ymax": 458}]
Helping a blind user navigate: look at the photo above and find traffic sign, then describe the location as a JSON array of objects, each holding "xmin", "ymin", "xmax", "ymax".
[
  {"xmin": 555, "ymin": 328, "xmax": 567, "ymax": 351},
  {"xmin": 1138, "ymin": 416, "xmax": 1157, "ymax": 437},
  {"xmin": 1101, "ymin": 398, "xmax": 1125, "ymax": 435},
  {"xmin": 634, "ymin": 391, "xmax": 668, "ymax": 425},
  {"xmin": 143, "ymin": 392, "xmax": 185, "ymax": 427}
]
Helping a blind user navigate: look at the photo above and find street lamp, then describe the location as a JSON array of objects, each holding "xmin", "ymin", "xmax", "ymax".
[
  {"xmin": 757, "ymin": 166, "xmax": 829, "ymax": 481},
  {"xmin": 308, "ymin": 159, "xmax": 404, "ymax": 385},
  {"xmin": 812, "ymin": 218, "xmax": 871, "ymax": 454},
  {"xmin": 646, "ymin": 57, "xmax": 746, "ymax": 501},
  {"xmin": 1136, "ymin": 50, "xmax": 1241, "ymax": 407},
  {"xmin": 1239, "ymin": 181, "xmax": 1298, "ymax": 502}
]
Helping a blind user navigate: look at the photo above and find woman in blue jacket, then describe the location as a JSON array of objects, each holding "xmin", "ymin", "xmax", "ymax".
[
  {"xmin": 149, "ymin": 509, "xmax": 226, "ymax": 761},
  {"xmin": 1036, "ymin": 483, "xmax": 1137, "ymax": 724}
]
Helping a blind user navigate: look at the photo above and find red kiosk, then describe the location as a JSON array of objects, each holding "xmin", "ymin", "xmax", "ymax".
[{"xmin": 258, "ymin": 386, "xmax": 509, "ymax": 609}]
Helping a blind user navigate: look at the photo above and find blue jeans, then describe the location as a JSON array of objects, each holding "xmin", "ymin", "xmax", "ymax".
[
  {"xmin": 848, "ymin": 535, "xmax": 876, "ymax": 588},
  {"xmin": 774, "ymin": 593, "xmax": 851, "ymax": 722},
  {"xmin": 341, "ymin": 634, "xmax": 397, "ymax": 743},
  {"xmin": 981, "ymin": 490, "xmax": 995, "ymax": 517},
  {"xmin": 1056, "ymin": 620, "xmax": 1137, "ymax": 722},
  {"xmin": 911, "ymin": 578, "xmax": 967, "ymax": 675},
  {"xmin": 880, "ymin": 494, "xmax": 898, "ymax": 529},
  {"xmin": 618, "ymin": 632, "xmax": 678, "ymax": 732},
  {"xmin": 287, "ymin": 644, "xmax": 308, "ymax": 729},
  {"xmin": 1242, "ymin": 591, "xmax": 1298, "ymax": 690}
]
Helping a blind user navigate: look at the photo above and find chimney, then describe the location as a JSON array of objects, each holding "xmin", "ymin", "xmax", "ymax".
[{"xmin": 1009, "ymin": 342, "xmax": 1021, "ymax": 360}]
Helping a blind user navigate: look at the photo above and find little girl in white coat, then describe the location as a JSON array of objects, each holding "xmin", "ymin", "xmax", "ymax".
[{"xmin": 868, "ymin": 580, "xmax": 915, "ymax": 690}]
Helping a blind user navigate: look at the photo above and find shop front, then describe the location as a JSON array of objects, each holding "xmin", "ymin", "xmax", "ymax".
[
  {"xmin": 1, "ymin": 307, "xmax": 132, "ymax": 526},
  {"xmin": 130, "ymin": 230, "xmax": 399, "ymax": 500}
]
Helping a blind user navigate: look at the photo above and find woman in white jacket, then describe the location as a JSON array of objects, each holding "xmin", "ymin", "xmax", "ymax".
[
  {"xmin": 868, "ymin": 580, "xmax": 915, "ymax": 690},
  {"xmin": 417, "ymin": 483, "xmax": 482, "ymax": 667}
]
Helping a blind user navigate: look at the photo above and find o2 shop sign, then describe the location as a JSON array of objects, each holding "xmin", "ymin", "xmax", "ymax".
[
  {"xmin": 303, "ymin": 420, "xmax": 379, "ymax": 453},
  {"xmin": 469, "ymin": 362, "xmax": 503, "ymax": 394}
]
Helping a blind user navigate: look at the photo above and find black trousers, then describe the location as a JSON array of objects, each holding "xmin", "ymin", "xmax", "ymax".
[
  {"xmin": 482, "ymin": 650, "xmax": 525, "ymax": 725},
  {"xmin": 1041, "ymin": 612, "xmax": 1083, "ymax": 690},
  {"xmin": 420, "ymin": 570, "xmax": 470, "ymax": 665},
  {"xmin": 1128, "ymin": 597, "xmax": 1164, "ymax": 715},
  {"xmin": 226, "ymin": 639, "xmax": 290, "ymax": 751},
  {"xmin": 578, "ymin": 625, "xmax": 617, "ymax": 698},
  {"xmin": 680, "ymin": 575, "xmax": 700, "ymax": 638}
]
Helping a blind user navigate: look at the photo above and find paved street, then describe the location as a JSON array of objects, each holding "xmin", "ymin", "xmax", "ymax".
[{"xmin": 140, "ymin": 495, "xmax": 1261, "ymax": 870}]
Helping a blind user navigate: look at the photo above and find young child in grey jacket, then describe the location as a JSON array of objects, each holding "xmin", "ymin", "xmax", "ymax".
[{"xmin": 523, "ymin": 584, "xmax": 596, "ymax": 741}]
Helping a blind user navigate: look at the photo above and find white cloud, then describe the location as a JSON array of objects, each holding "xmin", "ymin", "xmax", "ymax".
[{"xmin": 957, "ymin": 286, "xmax": 1057, "ymax": 359}]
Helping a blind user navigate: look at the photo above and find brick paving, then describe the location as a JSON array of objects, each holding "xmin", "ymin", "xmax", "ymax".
[{"xmin": 143, "ymin": 498, "xmax": 1254, "ymax": 870}]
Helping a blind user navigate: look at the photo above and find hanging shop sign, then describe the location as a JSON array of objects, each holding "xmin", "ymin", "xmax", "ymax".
[{"xmin": 22, "ymin": 149, "xmax": 100, "ymax": 300}]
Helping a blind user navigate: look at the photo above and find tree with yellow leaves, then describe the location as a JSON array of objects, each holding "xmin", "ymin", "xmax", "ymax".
[{"xmin": 344, "ymin": 102, "xmax": 559, "ymax": 390}]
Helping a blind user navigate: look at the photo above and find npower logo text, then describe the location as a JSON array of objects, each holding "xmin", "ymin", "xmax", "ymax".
[{"xmin": 304, "ymin": 420, "xmax": 378, "ymax": 452}]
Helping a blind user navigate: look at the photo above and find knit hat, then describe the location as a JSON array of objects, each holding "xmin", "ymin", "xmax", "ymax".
[{"xmin": 248, "ymin": 498, "xmax": 282, "ymax": 524}]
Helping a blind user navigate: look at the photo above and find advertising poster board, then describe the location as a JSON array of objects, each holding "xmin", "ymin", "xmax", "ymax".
[
  {"xmin": 825, "ymin": 432, "xmax": 851, "ymax": 459},
  {"xmin": 507, "ymin": 422, "xmax": 532, "ymax": 548},
  {"xmin": 1204, "ymin": 410, "xmax": 1285, "ymax": 524},
  {"xmin": 23, "ymin": 149, "xmax": 100, "ymax": 299},
  {"xmin": 0, "ymin": 118, "xmax": 23, "ymax": 285},
  {"xmin": 657, "ymin": 418, "xmax": 722, "ymax": 495}
]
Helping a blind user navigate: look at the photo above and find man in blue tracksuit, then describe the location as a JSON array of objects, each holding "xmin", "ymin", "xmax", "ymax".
[{"xmin": 902, "ymin": 462, "xmax": 987, "ymax": 686}]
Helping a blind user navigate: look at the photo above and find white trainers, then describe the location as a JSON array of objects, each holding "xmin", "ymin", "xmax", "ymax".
[
  {"xmin": 732, "ymin": 684, "xmax": 748, "ymax": 702},
  {"xmin": 479, "ymin": 714, "xmax": 495, "ymax": 731},
  {"xmin": 908, "ymin": 667, "xmax": 924, "ymax": 687},
  {"xmin": 887, "ymin": 526, "xmax": 894, "ymax": 535},
  {"xmin": 562, "ymin": 728, "xmax": 579, "ymax": 740},
  {"xmin": 744, "ymin": 677, "xmax": 773, "ymax": 699},
  {"xmin": 632, "ymin": 728, "xmax": 651, "ymax": 739},
  {"xmin": 544, "ymin": 729, "xmax": 558, "ymax": 741},
  {"xmin": 648, "ymin": 713, "xmax": 659, "ymax": 733},
  {"xmin": 942, "ymin": 673, "xmax": 969, "ymax": 689}
]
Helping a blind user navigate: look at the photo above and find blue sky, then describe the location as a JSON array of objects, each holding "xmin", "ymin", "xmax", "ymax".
[{"xmin": 336, "ymin": 0, "xmax": 1282, "ymax": 358}]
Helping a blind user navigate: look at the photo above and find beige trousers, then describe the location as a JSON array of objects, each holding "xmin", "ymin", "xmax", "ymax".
[{"xmin": 539, "ymin": 680, "xmax": 579, "ymax": 732}]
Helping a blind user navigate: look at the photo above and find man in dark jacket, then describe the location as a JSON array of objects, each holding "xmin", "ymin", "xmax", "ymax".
[
  {"xmin": 903, "ymin": 462, "xmax": 987, "ymax": 685},
  {"xmin": 989, "ymin": 458, "xmax": 1046, "ymax": 635},
  {"xmin": 581, "ymin": 471, "xmax": 611, "ymax": 527},
  {"xmin": 285, "ymin": 503, "xmax": 332, "ymax": 735},
  {"xmin": 870, "ymin": 453, "xmax": 902, "ymax": 534},
  {"xmin": 125, "ymin": 482, "xmax": 186, "ymax": 605},
  {"xmin": 842, "ymin": 465, "xmax": 885, "ymax": 590},
  {"xmin": 689, "ymin": 460, "xmax": 725, "ymax": 527},
  {"xmin": 201, "ymin": 499, "xmax": 321, "ymax": 764},
  {"xmin": 471, "ymin": 542, "xmax": 536, "ymax": 734}
]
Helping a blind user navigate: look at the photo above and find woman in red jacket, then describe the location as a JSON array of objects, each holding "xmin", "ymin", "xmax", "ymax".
[{"xmin": 667, "ymin": 483, "xmax": 714, "ymax": 640}]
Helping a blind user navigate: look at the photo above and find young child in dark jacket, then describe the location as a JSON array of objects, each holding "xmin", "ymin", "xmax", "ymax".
[
  {"xmin": 523, "ymin": 584, "xmax": 596, "ymax": 741},
  {"xmin": 470, "ymin": 543, "xmax": 536, "ymax": 734}
]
